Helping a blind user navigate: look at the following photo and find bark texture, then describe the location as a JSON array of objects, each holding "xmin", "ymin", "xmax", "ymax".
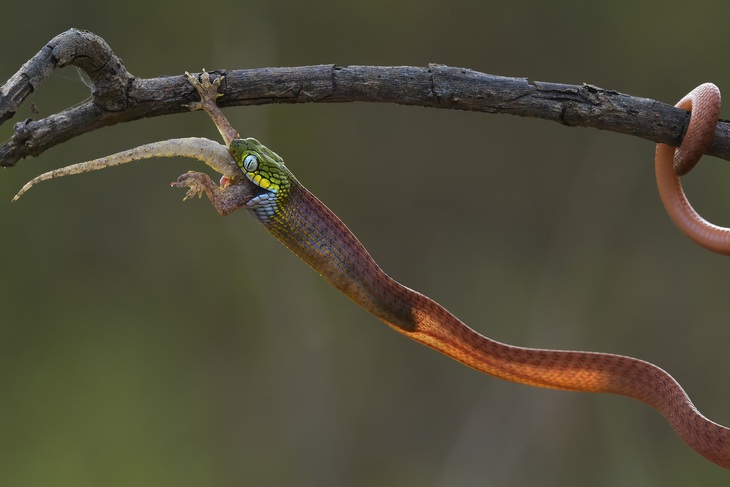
[{"xmin": 2, "ymin": 28, "xmax": 729, "ymax": 167}]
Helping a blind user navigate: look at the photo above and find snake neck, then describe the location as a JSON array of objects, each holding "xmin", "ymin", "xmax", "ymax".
[{"xmin": 254, "ymin": 180, "xmax": 420, "ymax": 332}]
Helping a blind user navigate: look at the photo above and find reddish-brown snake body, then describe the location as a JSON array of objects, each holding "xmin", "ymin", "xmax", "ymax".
[
  {"xmin": 253, "ymin": 82, "xmax": 730, "ymax": 467},
  {"xmin": 253, "ymin": 142, "xmax": 730, "ymax": 467},
  {"xmin": 655, "ymin": 83, "xmax": 730, "ymax": 254},
  {"xmin": 222, "ymin": 81, "xmax": 730, "ymax": 466}
]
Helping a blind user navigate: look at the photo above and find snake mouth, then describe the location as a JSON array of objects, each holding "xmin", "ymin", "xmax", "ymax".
[
  {"xmin": 229, "ymin": 175, "xmax": 274, "ymax": 208},
  {"xmin": 251, "ymin": 183, "xmax": 273, "ymax": 199}
]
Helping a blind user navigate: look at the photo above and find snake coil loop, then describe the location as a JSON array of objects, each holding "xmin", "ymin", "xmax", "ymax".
[{"xmin": 655, "ymin": 83, "xmax": 730, "ymax": 255}]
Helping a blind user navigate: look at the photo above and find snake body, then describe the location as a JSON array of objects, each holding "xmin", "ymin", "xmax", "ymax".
[
  {"xmin": 655, "ymin": 83, "xmax": 730, "ymax": 254},
  {"xmin": 227, "ymin": 138, "xmax": 730, "ymax": 467}
]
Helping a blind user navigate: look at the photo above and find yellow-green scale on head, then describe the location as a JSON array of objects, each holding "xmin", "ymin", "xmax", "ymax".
[{"xmin": 229, "ymin": 138, "xmax": 292, "ymax": 225}]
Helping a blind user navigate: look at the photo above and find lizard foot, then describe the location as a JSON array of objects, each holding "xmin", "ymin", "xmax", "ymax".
[
  {"xmin": 172, "ymin": 171, "xmax": 254, "ymax": 216},
  {"xmin": 184, "ymin": 69, "xmax": 239, "ymax": 146},
  {"xmin": 172, "ymin": 171, "xmax": 217, "ymax": 201},
  {"xmin": 185, "ymin": 69, "xmax": 224, "ymax": 112}
]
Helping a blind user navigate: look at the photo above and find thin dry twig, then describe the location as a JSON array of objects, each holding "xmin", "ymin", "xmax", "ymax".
[{"xmin": 2, "ymin": 28, "xmax": 730, "ymax": 168}]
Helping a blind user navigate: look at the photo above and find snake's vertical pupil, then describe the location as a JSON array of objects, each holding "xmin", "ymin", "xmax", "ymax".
[{"xmin": 243, "ymin": 154, "xmax": 259, "ymax": 172}]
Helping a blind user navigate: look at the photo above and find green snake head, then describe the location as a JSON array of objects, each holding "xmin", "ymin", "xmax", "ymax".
[{"xmin": 229, "ymin": 138, "xmax": 292, "ymax": 224}]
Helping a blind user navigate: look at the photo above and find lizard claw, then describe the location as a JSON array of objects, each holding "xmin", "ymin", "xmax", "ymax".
[
  {"xmin": 172, "ymin": 171, "xmax": 216, "ymax": 201},
  {"xmin": 171, "ymin": 170, "xmax": 253, "ymax": 216},
  {"xmin": 183, "ymin": 69, "xmax": 239, "ymax": 146},
  {"xmin": 185, "ymin": 69, "xmax": 224, "ymax": 112}
]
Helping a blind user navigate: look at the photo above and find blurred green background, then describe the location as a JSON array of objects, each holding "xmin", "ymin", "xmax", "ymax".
[{"xmin": 2, "ymin": 1, "xmax": 730, "ymax": 485}]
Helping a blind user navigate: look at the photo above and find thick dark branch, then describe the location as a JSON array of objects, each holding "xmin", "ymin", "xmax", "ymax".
[{"xmin": 2, "ymin": 28, "xmax": 730, "ymax": 168}]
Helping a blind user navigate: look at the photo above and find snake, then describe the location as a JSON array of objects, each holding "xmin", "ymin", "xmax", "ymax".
[
  {"xmin": 14, "ymin": 75, "xmax": 730, "ymax": 468},
  {"xmin": 211, "ymin": 126, "xmax": 730, "ymax": 467},
  {"xmin": 655, "ymin": 82, "xmax": 730, "ymax": 254}
]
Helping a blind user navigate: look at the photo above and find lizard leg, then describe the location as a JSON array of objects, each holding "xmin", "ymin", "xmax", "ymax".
[
  {"xmin": 185, "ymin": 70, "xmax": 240, "ymax": 146},
  {"xmin": 172, "ymin": 171, "xmax": 254, "ymax": 216}
]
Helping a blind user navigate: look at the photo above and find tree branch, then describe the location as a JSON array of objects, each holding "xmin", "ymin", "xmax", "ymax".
[{"xmin": 2, "ymin": 28, "xmax": 729, "ymax": 168}]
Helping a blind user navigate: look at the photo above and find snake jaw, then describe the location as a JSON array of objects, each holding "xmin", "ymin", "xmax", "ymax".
[{"xmin": 243, "ymin": 188, "xmax": 280, "ymax": 224}]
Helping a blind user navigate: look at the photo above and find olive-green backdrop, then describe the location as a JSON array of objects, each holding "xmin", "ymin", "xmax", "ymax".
[{"xmin": 2, "ymin": 1, "xmax": 730, "ymax": 485}]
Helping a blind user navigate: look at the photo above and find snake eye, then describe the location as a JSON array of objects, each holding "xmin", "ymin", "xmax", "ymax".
[{"xmin": 242, "ymin": 154, "xmax": 259, "ymax": 172}]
